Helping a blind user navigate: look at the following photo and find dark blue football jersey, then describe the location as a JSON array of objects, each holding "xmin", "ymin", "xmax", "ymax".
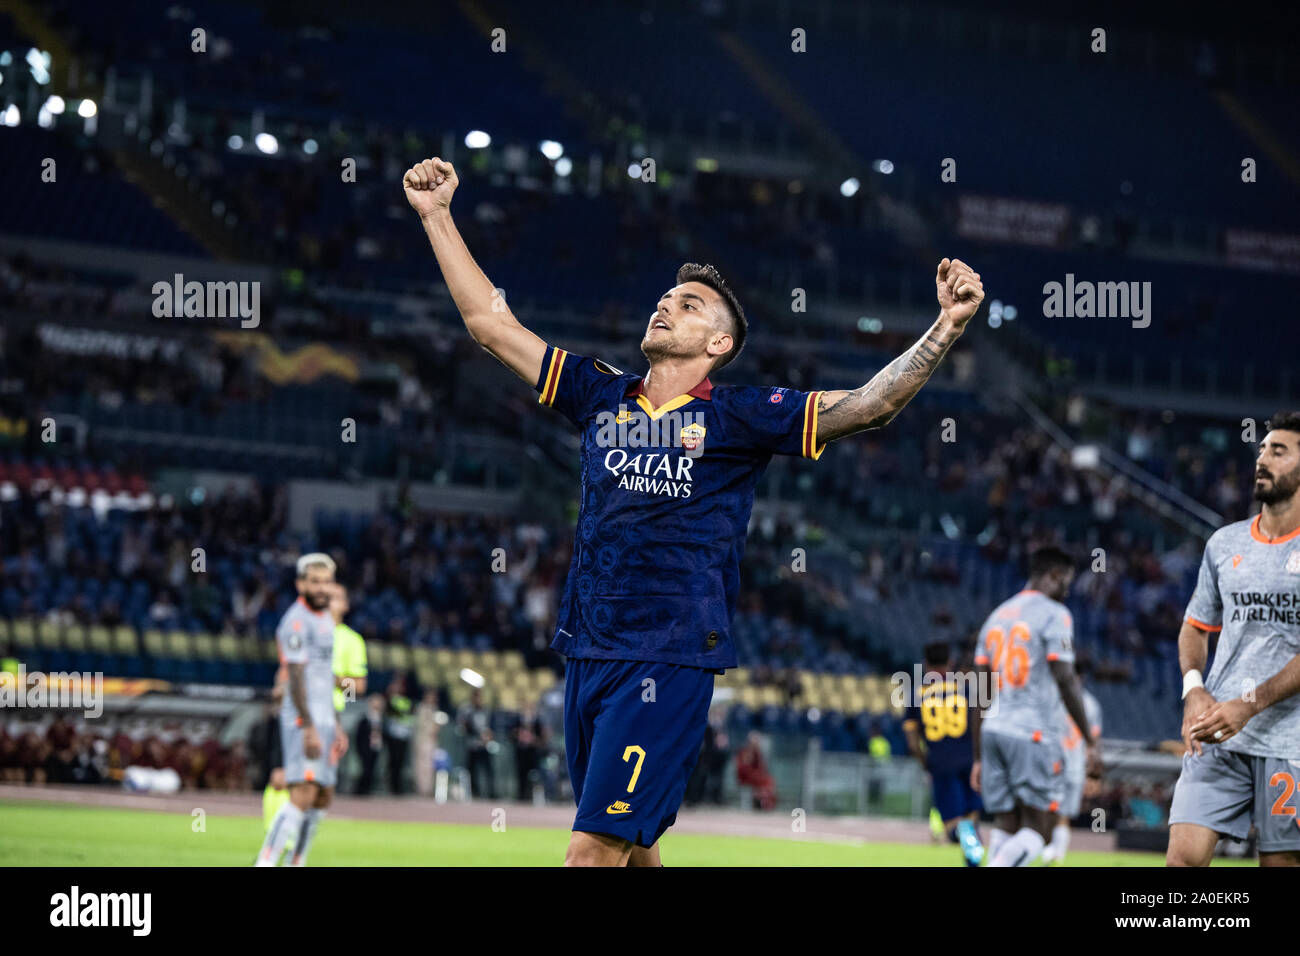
[
  {"xmin": 903, "ymin": 672, "xmax": 978, "ymax": 774},
  {"xmin": 535, "ymin": 345, "xmax": 826, "ymax": 669}
]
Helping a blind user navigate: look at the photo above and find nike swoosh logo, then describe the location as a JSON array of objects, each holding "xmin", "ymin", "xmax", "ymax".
[{"xmin": 606, "ymin": 805, "xmax": 632, "ymax": 814}]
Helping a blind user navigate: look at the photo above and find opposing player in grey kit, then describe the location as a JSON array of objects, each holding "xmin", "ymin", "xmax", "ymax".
[
  {"xmin": 1167, "ymin": 412, "xmax": 1300, "ymax": 867},
  {"xmin": 971, "ymin": 547, "xmax": 1097, "ymax": 868},
  {"xmin": 256, "ymin": 553, "xmax": 346, "ymax": 866}
]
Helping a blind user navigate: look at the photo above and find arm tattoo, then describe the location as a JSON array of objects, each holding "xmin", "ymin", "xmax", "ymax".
[
  {"xmin": 816, "ymin": 320, "xmax": 960, "ymax": 442},
  {"xmin": 289, "ymin": 662, "xmax": 313, "ymax": 728}
]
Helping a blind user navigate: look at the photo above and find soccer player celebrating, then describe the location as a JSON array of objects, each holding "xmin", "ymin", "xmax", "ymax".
[
  {"xmin": 903, "ymin": 641, "xmax": 985, "ymax": 866},
  {"xmin": 972, "ymin": 547, "xmax": 1096, "ymax": 867},
  {"xmin": 255, "ymin": 554, "xmax": 347, "ymax": 867},
  {"xmin": 404, "ymin": 157, "xmax": 984, "ymax": 866},
  {"xmin": 1167, "ymin": 413, "xmax": 1300, "ymax": 867}
]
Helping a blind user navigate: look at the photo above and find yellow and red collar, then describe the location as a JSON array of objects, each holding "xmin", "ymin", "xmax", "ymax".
[{"xmin": 624, "ymin": 376, "xmax": 713, "ymax": 419}]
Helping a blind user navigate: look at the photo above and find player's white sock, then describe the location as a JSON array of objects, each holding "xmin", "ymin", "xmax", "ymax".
[
  {"xmin": 256, "ymin": 802, "xmax": 304, "ymax": 866},
  {"xmin": 287, "ymin": 809, "xmax": 326, "ymax": 867},
  {"xmin": 988, "ymin": 827, "xmax": 1012, "ymax": 862},
  {"xmin": 1041, "ymin": 822, "xmax": 1070, "ymax": 864},
  {"xmin": 988, "ymin": 827, "xmax": 1046, "ymax": 867}
]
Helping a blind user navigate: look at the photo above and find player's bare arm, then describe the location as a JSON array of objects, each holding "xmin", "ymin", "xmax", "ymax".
[
  {"xmin": 815, "ymin": 258, "xmax": 983, "ymax": 444},
  {"xmin": 335, "ymin": 673, "xmax": 366, "ymax": 695},
  {"xmin": 969, "ymin": 659, "xmax": 989, "ymax": 792},
  {"xmin": 1049, "ymin": 659, "xmax": 1093, "ymax": 749},
  {"xmin": 902, "ymin": 721, "xmax": 923, "ymax": 761},
  {"xmin": 1177, "ymin": 618, "xmax": 1216, "ymax": 755},
  {"xmin": 1190, "ymin": 653, "xmax": 1300, "ymax": 745},
  {"xmin": 288, "ymin": 662, "xmax": 320, "ymax": 758},
  {"xmin": 404, "ymin": 157, "xmax": 547, "ymax": 385}
]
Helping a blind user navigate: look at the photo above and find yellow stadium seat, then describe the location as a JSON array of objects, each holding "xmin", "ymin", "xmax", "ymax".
[
  {"xmin": 499, "ymin": 650, "xmax": 525, "ymax": 673},
  {"xmin": 387, "ymin": 644, "xmax": 413, "ymax": 671},
  {"xmin": 37, "ymin": 620, "xmax": 62, "ymax": 650},
  {"xmin": 165, "ymin": 631, "xmax": 193, "ymax": 659},
  {"xmin": 192, "ymin": 634, "xmax": 217, "ymax": 659},
  {"xmin": 864, "ymin": 675, "xmax": 891, "ymax": 697},
  {"xmin": 111, "ymin": 627, "xmax": 139, "ymax": 656},
  {"xmin": 142, "ymin": 630, "xmax": 166, "ymax": 657},
  {"xmin": 87, "ymin": 626, "xmax": 112, "ymax": 655},
  {"xmin": 447, "ymin": 682, "xmax": 473, "ymax": 709},
  {"xmin": 368, "ymin": 643, "xmax": 389, "ymax": 671},
  {"xmin": 495, "ymin": 669, "xmax": 523, "ymax": 690},
  {"xmin": 64, "ymin": 627, "xmax": 87, "ymax": 653},
  {"xmin": 12, "ymin": 619, "xmax": 36, "ymax": 650}
]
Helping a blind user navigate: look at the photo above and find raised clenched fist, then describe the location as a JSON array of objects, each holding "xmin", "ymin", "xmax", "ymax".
[
  {"xmin": 935, "ymin": 257, "xmax": 985, "ymax": 328},
  {"xmin": 403, "ymin": 157, "xmax": 459, "ymax": 218}
]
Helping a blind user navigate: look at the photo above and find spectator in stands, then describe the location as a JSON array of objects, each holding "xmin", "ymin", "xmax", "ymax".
[
  {"xmin": 735, "ymin": 731, "xmax": 776, "ymax": 811},
  {"xmin": 459, "ymin": 688, "xmax": 495, "ymax": 799},
  {"xmin": 355, "ymin": 694, "xmax": 386, "ymax": 796},
  {"xmin": 383, "ymin": 674, "xmax": 416, "ymax": 796},
  {"xmin": 511, "ymin": 703, "xmax": 547, "ymax": 802},
  {"xmin": 247, "ymin": 698, "xmax": 282, "ymax": 793},
  {"xmin": 685, "ymin": 709, "xmax": 730, "ymax": 806},
  {"xmin": 0, "ymin": 726, "xmax": 21, "ymax": 782},
  {"xmin": 67, "ymin": 735, "xmax": 105, "ymax": 786},
  {"xmin": 19, "ymin": 728, "xmax": 49, "ymax": 784},
  {"xmin": 44, "ymin": 714, "xmax": 78, "ymax": 783},
  {"xmin": 414, "ymin": 688, "xmax": 441, "ymax": 797}
]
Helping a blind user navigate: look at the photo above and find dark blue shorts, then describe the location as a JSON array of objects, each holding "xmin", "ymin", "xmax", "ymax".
[
  {"xmin": 930, "ymin": 766, "xmax": 982, "ymax": 822},
  {"xmin": 564, "ymin": 657, "xmax": 715, "ymax": 848}
]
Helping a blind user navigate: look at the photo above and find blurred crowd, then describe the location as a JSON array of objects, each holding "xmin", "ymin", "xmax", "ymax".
[{"xmin": 0, "ymin": 712, "xmax": 247, "ymax": 790}]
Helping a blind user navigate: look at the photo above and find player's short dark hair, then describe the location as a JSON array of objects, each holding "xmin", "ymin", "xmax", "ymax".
[
  {"xmin": 1265, "ymin": 411, "xmax": 1300, "ymax": 435},
  {"xmin": 677, "ymin": 262, "xmax": 747, "ymax": 371},
  {"xmin": 922, "ymin": 641, "xmax": 951, "ymax": 669},
  {"xmin": 1028, "ymin": 546, "xmax": 1073, "ymax": 579}
]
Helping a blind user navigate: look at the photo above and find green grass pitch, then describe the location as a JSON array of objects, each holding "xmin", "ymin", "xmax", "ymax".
[{"xmin": 0, "ymin": 799, "xmax": 1243, "ymax": 866}]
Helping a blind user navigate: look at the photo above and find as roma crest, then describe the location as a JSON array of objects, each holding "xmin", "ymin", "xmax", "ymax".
[{"xmin": 680, "ymin": 422, "xmax": 707, "ymax": 454}]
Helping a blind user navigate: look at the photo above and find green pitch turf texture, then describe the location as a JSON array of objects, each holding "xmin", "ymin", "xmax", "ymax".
[{"xmin": 0, "ymin": 799, "xmax": 1245, "ymax": 866}]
